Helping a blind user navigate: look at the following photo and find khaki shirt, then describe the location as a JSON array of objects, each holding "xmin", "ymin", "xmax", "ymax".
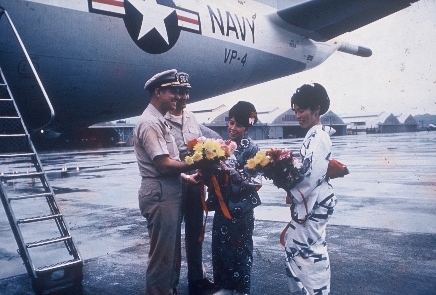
[
  {"xmin": 164, "ymin": 109, "xmax": 202, "ymax": 161},
  {"xmin": 134, "ymin": 104, "xmax": 180, "ymax": 178}
]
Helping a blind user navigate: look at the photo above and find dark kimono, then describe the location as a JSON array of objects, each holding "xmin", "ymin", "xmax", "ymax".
[{"xmin": 207, "ymin": 136, "xmax": 261, "ymax": 294}]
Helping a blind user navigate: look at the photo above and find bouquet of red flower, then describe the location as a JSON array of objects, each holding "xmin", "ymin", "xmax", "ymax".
[{"xmin": 246, "ymin": 148, "xmax": 304, "ymax": 191}]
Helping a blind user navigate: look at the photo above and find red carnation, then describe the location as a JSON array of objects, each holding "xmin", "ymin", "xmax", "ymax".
[{"xmin": 187, "ymin": 138, "xmax": 198, "ymax": 151}]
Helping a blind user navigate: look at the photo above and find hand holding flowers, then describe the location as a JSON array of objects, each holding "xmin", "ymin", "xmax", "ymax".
[
  {"xmin": 247, "ymin": 148, "xmax": 349, "ymax": 191},
  {"xmin": 246, "ymin": 148, "xmax": 304, "ymax": 191}
]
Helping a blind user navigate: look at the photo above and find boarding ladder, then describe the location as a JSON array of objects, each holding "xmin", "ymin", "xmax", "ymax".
[
  {"xmin": 0, "ymin": 8, "xmax": 83, "ymax": 294},
  {"xmin": 0, "ymin": 67, "xmax": 83, "ymax": 294}
]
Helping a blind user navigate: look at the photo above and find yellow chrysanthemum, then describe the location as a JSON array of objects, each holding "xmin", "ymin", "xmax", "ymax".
[
  {"xmin": 260, "ymin": 156, "xmax": 270, "ymax": 166},
  {"xmin": 205, "ymin": 150, "xmax": 216, "ymax": 160},
  {"xmin": 193, "ymin": 142, "xmax": 204, "ymax": 153},
  {"xmin": 186, "ymin": 138, "xmax": 234, "ymax": 164},
  {"xmin": 254, "ymin": 156, "xmax": 263, "ymax": 164},
  {"xmin": 247, "ymin": 158, "xmax": 257, "ymax": 169},
  {"xmin": 253, "ymin": 151, "xmax": 266, "ymax": 163},
  {"xmin": 258, "ymin": 150, "xmax": 267, "ymax": 157},
  {"xmin": 185, "ymin": 156, "xmax": 194, "ymax": 165},
  {"xmin": 216, "ymin": 148, "xmax": 225, "ymax": 158},
  {"xmin": 203, "ymin": 140, "xmax": 216, "ymax": 151},
  {"xmin": 192, "ymin": 152, "xmax": 203, "ymax": 162}
]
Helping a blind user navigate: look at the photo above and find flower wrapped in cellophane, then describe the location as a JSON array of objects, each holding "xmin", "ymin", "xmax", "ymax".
[
  {"xmin": 184, "ymin": 136, "xmax": 237, "ymax": 166},
  {"xmin": 246, "ymin": 148, "xmax": 304, "ymax": 191}
]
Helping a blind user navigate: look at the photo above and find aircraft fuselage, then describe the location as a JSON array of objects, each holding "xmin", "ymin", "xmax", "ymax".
[{"xmin": 0, "ymin": 0, "xmax": 343, "ymax": 133}]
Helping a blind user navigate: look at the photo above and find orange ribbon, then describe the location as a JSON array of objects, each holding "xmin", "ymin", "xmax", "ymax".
[
  {"xmin": 280, "ymin": 223, "xmax": 290, "ymax": 247},
  {"xmin": 210, "ymin": 174, "xmax": 232, "ymax": 219},
  {"xmin": 198, "ymin": 173, "xmax": 232, "ymax": 242}
]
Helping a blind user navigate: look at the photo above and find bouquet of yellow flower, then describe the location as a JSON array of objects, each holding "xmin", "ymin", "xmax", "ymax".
[
  {"xmin": 246, "ymin": 148, "xmax": 304, "ymax": 191},
  {"xmin": 184, "ymin": 136, "xmax": 237, "ymax": 165}
]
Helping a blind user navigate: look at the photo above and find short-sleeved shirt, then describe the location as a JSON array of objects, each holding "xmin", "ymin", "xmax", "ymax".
[
  {"xmin": 134, "ymin": 104, "xmax": 180, "ymax": 178},
  {"xmin": 164, "ymin": 109, "xmax": 202, "ymax": 160}
]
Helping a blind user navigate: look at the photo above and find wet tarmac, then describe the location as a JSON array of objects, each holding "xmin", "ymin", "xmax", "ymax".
[{"xmin": 1, "ymin": 131, "xmax": 435, "ymax": 294}]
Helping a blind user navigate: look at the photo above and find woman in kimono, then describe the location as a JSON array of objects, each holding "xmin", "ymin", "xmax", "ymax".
[
  {"xmin": 207, "ymin": 101, "xmax": 261, "ymax": 295},
  {"xmin": 284, "ymin": 83, "xmax": 338, "ymax": 295}
]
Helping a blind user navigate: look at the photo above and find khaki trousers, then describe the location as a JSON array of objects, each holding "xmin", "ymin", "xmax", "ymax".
[{"xmin": 139, "ymin": 177, "xmax": 183, "ymax": 295}]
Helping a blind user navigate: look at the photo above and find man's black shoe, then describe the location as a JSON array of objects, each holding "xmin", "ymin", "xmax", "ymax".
[{"xmin": 188, "ymin": 278, "xmax": 216, "ymax": 295}]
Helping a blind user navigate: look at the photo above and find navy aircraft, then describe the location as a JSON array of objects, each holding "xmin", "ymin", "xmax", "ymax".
[{"xmin": 0, "ymin": 0, "xmax": 419, "ymax": 136}]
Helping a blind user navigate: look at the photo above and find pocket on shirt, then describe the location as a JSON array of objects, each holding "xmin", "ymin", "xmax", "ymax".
[
  {"xmin": 164, "ymin": 133, "xmax": 179, "ymax": 158},
  {"xmin": 187, "ymin": 125, "xmax": 200, "ymax": 135}
]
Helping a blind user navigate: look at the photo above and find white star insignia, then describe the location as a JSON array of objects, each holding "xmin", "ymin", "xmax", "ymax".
[{"xmin": 127, "ymin": 0, "xmax": 176, "ymax": 44}]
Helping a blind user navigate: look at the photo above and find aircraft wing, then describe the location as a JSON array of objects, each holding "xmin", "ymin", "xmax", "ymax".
[{"xmin": 275, "ymin": 0, "xmax": 420, "ymax": 41}]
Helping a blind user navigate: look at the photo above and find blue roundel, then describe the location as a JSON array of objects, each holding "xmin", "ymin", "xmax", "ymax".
[{"xmin": 123, "ymin": 0, "xmax": 180, "ymax": 54}]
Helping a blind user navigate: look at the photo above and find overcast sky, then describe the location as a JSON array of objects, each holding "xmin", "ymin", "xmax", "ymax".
[{"xmin": 189, "ymin": 0, "xmax": 436, "ymax": 116}]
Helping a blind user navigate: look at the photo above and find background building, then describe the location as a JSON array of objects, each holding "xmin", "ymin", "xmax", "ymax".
[
  {"xmin": 193, "ymin": 103, "xmax": 347, "ymax": 139},
  {"xmin": 72, "ymin": 108, "xmax": 420, "ymax": 149},
  {"xmin": 341, "ymin": 112, "xmax": 418, "ymax": 134}
]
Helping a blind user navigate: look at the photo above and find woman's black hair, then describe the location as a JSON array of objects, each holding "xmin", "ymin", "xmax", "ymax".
[
  {"xmin": 291, "ymin": 83, "xmax": 330, "ymax": 115},
  {"xmin": 228, "ymin": 101, "xmax": 258, "ymax": 128}
]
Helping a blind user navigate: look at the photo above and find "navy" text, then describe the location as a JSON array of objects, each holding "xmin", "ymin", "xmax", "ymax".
[{"xmin": 208, "ymin": 6, "xmax": 255, "ymax": 44}]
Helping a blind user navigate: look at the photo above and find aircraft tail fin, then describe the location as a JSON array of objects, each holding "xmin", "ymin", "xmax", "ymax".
[{"xmin": 276, "ymin": 0, "xmax": 419, "ymax": 41}]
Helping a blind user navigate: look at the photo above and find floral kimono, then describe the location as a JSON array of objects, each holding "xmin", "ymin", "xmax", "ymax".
[
  {"xmin": 207, "ymin": 136, "xmax": 261, "ymax": 294},
  {"xmin": 285, "ymin": 125, "xmax": 338, "ymax": 295}
]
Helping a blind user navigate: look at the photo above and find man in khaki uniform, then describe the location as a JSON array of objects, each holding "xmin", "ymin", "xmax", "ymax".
[
  {"xmin": 134, "ymin": 69, "xmax": 200, "ymax": 295},
  {"xmin": 165, "ymin": 73, "xmax": 215, "ymax": 294}
]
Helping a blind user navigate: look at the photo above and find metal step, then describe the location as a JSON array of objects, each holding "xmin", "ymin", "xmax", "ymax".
[
  {"xmin": 8, "ymin": 192, "xmax": 52, "ymax": 201},
  {"xmin": 1, "ymin": 171, "xmax": 44, "ymax": 180},
  {"xmin": 32, "ymin": 260, "xmax": 83, "ymax": 294},
  {"xmin": 0, "ymin": 133, "xmax": 27, "ymax": 137},
  {"xmin": 37, "ymin": 259, "xmax": 82, "ymax": 274},
  {"xmin": 27, "ymin": 236, "xmax": 72, "ymax": 248},
  {"xmin": 17, "ymin": 213, "xmax": 62, "ymax": 224},
  {"xmin": 0, "ymin": 152, "xmax": 35, "ymax": 158}
]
